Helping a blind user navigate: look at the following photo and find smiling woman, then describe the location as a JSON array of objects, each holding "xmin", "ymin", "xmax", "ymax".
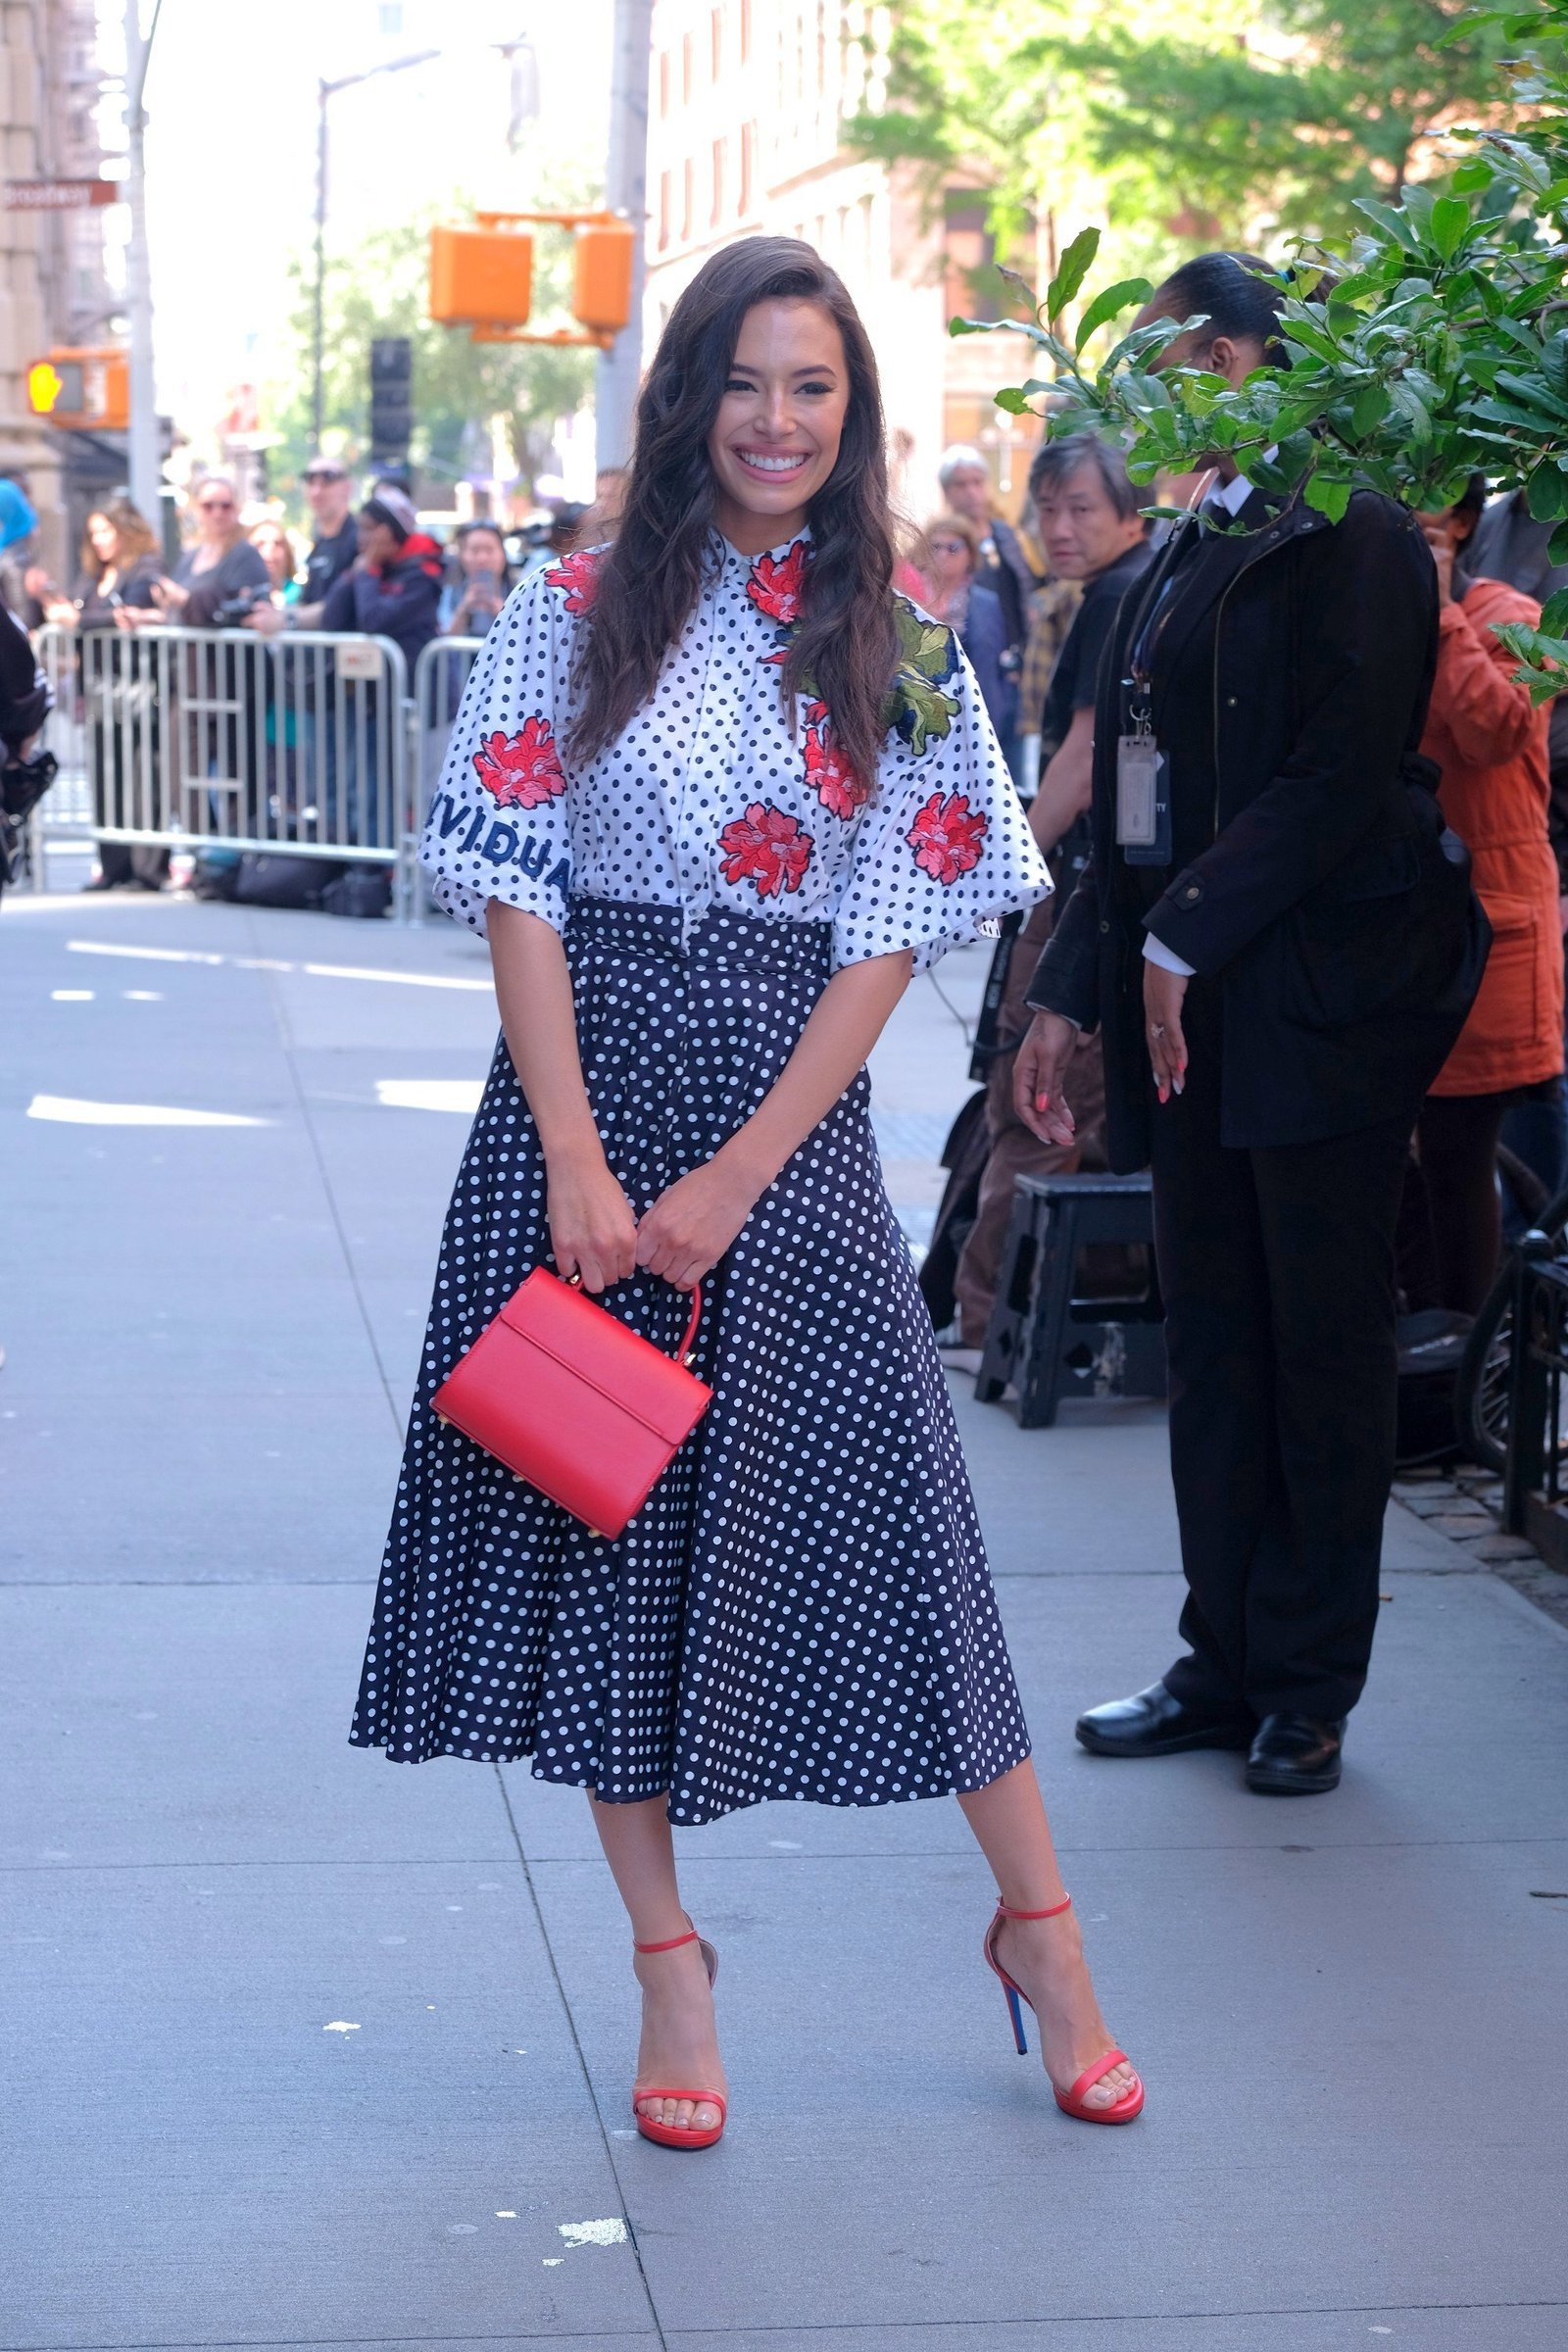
[
  {"xmin": 568, "ymin": 238, "xmax": 898, "ymax": 792},
  {"xmin": 351, "ymin": 235, "xmax": 1147, "ymax": 2154}
]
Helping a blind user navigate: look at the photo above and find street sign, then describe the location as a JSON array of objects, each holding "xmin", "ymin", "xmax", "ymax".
[{"xmin": 4, "ymin": 178, "xmax": 118, "ymax": 211}]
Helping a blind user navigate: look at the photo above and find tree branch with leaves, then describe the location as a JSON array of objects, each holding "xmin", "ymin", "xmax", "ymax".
[{"xmin": 954, "ymin": 0, "xmax": 1568, "ymax": 695}]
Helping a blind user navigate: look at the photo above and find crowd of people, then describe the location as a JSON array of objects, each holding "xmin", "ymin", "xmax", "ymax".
[{"xmin": 11, "ymin": 459, "xmax": 627, "ymax": 902}]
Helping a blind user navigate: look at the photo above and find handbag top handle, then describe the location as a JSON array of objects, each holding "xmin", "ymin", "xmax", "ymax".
[{"xmin": 566, "ymin": 1272, "xmax": 704, "ymax": 1368}]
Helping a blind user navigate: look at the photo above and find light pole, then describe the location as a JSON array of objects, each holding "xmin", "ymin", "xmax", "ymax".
[
  {"xmin": 597, "ymin": 0, "xmax": 652, "ymax": 470},
  {"xmin": 123, "ymin": 0, "xmax": 165, "ymax": 523},
  {"xmin": 312, "ymin": 50, "xmax": 440, "ymax": 451}
]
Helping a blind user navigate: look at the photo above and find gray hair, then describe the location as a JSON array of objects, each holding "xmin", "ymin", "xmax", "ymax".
[
  {"xmin": 937, "ymin": 443, "xmax": 988, "ymax": 486},
  {"xmin": 1027, "ymin": 432, "xmax": 1145, "ymax": 526}
]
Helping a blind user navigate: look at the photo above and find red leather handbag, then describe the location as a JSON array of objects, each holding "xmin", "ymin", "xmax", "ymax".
[{"xmin": 430, "ymin": 1269, "xmax": 712, "ymax": 1540}]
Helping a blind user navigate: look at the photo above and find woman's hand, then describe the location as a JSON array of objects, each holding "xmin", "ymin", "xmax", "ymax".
[
  {"xmin": 635, "ymin": 1155, "xmax": 760, "ymax": 1290},
  {"xmin": 149, "ymin": 577, "xmax": 188, "ymax": 612},
  {"xmin": 546, "ymin": 1148, "xmax": 639, "ymax": 1294},
  {"xmin": 1012, "ymin": 1012, "xmax": 1081, "ymax": 1146},
  {"xmin": 1144, "ymin": 960, "xmax": 1190, "ymax": 1103}
]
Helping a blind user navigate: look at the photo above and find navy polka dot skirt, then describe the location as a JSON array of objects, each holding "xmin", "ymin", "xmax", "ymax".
[{"xmin": 350, "ymin": 896, "xmax": 1031, "ymax": 1824}]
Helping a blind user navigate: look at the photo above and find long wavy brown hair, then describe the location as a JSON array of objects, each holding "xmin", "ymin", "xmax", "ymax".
[
  {"xmin": 81, "ymin": 494, "xmax": 160, "ymax": 578},
  {"xmin": 567, "ymin": 237, "xmax": 899, "ymax": 786}
]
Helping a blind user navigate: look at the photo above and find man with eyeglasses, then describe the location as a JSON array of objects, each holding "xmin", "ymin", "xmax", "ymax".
[{"xmin": 247, "ymin": 458, "xmax": 357, "ymax": 638}]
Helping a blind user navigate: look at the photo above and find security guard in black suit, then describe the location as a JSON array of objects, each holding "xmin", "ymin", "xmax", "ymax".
[{"xmin": 1018, "ymin": 254, "xmax": 1488, "ymax": 1793}]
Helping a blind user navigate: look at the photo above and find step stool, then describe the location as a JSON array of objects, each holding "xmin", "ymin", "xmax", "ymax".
[{"xmin": 975, "ymin": 1171, "xmax": 1166, "ymax": 1428}]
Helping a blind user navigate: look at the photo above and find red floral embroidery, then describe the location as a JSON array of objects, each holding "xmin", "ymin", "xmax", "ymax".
[
  {"xmin": 745, "ymin": 539, "xmax": 809, "ymax": 625},
  {"xmin": 803, "ymin": 699, "xmax": 868, "ymax": 821},
  {"xmin": 906, "ymin": 790, "xmax": 988, "ymax": 887},
  {"xmin": 542, "ymin": 546, "xmax": 602, "ymax": 614},
  {"xmin": 471, "ymin": 715, "xmax": 567, "ymax": 809},
  {"xmin": 717, "ymin": 802, "xmax": 813, "ymax": 899}
]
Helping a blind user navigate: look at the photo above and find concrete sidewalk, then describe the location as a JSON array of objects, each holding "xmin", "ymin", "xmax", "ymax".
[{"xmin": 4, "ymin": 887, "xmax": 1566, "ymax": 2352}]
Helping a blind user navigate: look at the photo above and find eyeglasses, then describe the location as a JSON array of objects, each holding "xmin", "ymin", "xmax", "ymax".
[
  {"xmin": 928, "ymin": 537, "xmax": 968, "ymax": 555},
  {"xmin": 199, "ymin": 499, "xmax": 234, "ymax": 513},
  {"xmin": 304, "ymin": 469, "xmax": 344, "ymax": 484}
]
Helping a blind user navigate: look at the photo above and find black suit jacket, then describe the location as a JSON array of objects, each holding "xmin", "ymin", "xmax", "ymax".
[{"xmin": 1027, "ymin": 487, "xmax": 1488, "ymax": 1168}]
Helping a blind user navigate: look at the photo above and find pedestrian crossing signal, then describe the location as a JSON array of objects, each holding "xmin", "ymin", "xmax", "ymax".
[
  {"xmin": 28, "ymin": 359, "xmax": 78, "ymax": 414},
  {"xmin": 25, "ymin": 348, "xmax": 127, "ymax": 428}
]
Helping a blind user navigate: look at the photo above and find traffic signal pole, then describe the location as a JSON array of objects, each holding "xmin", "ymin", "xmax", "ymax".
[
  {"xmin": 122, "ymin": 0, "xmax": 163, "ymax": 526},
  {"xmin": 597, "ymin": 0, "xmax": 652, "ymax": 469}
]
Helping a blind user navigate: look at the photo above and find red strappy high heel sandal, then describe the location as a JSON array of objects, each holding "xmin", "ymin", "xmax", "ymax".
[
  {"xmin": 630, "ymin": 1923, "xmax": 726, "ymax": 2151},
  {"xmin": 983, "ymin": 1895, "xmax": 1145, "ymax": 2125}
]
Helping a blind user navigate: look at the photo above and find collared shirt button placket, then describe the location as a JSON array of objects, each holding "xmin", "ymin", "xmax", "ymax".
[{"xmin": 675, "ymin": 568, "xmax": 723, "ymax": 952}]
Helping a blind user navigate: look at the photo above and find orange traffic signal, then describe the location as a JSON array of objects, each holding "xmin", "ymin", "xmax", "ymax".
[
  {"xmin": 429, "ymin": 224, "xmax": 533, "ymax": 329},
  {"xmin": 25, "ymin": 348, "xmax": 126, "ymax": 428},
  {"xmin": 429, "ymin": 211, "xmax": 635, "ymax": 348},
  {"xmin": 573, "ymin": 220, "xmax": 634, "ymax": 337}
]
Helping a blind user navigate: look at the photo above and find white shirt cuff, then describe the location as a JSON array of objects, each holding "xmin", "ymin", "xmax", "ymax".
[{"xmin": 1142, "ymin": 934, "xmax": 1196, "ymax": 978}]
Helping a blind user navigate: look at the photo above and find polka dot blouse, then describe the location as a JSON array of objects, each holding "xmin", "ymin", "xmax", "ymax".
[{"xmin": 420, "ymin": 526, "xmax": 1051, "ymax": 971}]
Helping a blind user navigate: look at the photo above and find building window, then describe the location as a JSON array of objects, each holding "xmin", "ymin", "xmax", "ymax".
[
  {"xmin": 659, "ymin": 50, "xmax": 669, "ymax": 117},
  {"xmin": 741, "ymin": 0, "xmax": 752, "ymax": 63},
  {"xmin": 682, "ymin": 31, "xmax": 695, "ymax": 101},
  {"xmin": 711, "ymin": 6, "xmax": 723, "ymax": 77},
  {"xmin": 740, "ymin": 120, "xmax": 756, "ymax": 214},
  {"xmin": 711, "ymin": 136, "xmax": 726, "ymax": 223},
  {"xmin": 682, "ymin": 158, "xmax": 694, "ymax": 241},
  {"xmin": 659, "ymin": 170, "xmax": 671, "ymax": 250}
]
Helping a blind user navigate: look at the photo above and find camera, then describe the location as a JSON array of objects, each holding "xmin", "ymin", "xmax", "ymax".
[{"xmin": 213, "ymin": 585, "xmax": 273, "ymax": 628}]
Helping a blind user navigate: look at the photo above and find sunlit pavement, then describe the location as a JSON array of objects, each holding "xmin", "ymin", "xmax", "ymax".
[{"xmin": 5, "ymin": 877, "xmax": 1568, "ymax": 2350}]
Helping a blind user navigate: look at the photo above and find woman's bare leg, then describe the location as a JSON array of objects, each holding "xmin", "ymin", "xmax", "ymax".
[
  {"xmin": 587, "ymin": 1790, "xmax": 726, "ymax": 2133},
  {"xmin": 957, "ymin": 1759, "xmax": 1138, "ymax": 2110}
]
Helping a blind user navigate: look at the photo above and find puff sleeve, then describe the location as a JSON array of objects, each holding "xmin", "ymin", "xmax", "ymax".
[
  {"xmin": 418, "ymin": 567, "xmax": 577, "ymax": 938},
  {"xmin": 831, "ymin": 624, "xmax": 1051, "ymax": 974}
]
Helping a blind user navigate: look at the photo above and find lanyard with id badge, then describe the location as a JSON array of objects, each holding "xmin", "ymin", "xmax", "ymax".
[{"xmin": 1116, "ymin": 559, "xmax": 1182, "ymax": 868}]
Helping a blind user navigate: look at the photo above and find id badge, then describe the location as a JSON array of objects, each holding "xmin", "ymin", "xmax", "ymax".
[{"xmin": 1116, "ymin": 734, "xmax": 1172, "ymax": 867}]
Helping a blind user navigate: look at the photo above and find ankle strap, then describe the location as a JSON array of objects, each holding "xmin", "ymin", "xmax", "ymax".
[
  {"xmin": 634, "ymin": 1926, "xmax": 700, "ymax": 1955},
  {"xmin": 995, "ymin": 1894, "xmax": 1072, "ymax": 1921}
]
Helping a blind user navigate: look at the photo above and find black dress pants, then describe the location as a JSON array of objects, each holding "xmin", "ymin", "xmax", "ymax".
[{"xmin": 1150, "ymin": 979, "xmax": 1412, "ymax": 1723}]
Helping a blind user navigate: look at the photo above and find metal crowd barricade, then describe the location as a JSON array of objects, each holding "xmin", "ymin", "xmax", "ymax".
[
  {"xmin": 408, "ymin": 632, "xmax": 483, "ymax": 925},
  {"xmin": 1502, "ymin": 1234, "xmax": 1568, "ymax": 1571},
  {"xmin": 27, "ymin": 620, "xmax": 417, "ymax": 918}
]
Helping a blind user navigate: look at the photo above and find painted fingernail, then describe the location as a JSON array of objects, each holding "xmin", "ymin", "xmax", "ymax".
[{"xmin": 1037, "ymin": 1093, "xmax": 1050, "ymax": 1109}]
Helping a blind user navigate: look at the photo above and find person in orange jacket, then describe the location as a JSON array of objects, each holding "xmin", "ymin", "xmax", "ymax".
[{"xmin": 1416, "ymin": 475, "xmax": 1566, "ymax": 1311}]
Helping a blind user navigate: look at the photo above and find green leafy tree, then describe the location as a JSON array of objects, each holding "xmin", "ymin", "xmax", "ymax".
[
  {"xmin": 263, "ymin": 191, "xmax": 596, "ymax": 500},
  {"xmin": 853, "ymin": 0, "xmax": 1507, "ymax": 265},
  {"xmin": 956, "ymin": 0, "xmax": 1568, "ymax": 690}
]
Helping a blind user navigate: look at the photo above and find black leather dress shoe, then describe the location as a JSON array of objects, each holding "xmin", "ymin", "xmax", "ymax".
[
  {"xmin": 1076, "ymin": 1680, "xmax": 1253, "ymax": 1758},
  {"xmin": 1246, "ymin": 1712, "xmax": 1346, "ymax": 1794}
]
